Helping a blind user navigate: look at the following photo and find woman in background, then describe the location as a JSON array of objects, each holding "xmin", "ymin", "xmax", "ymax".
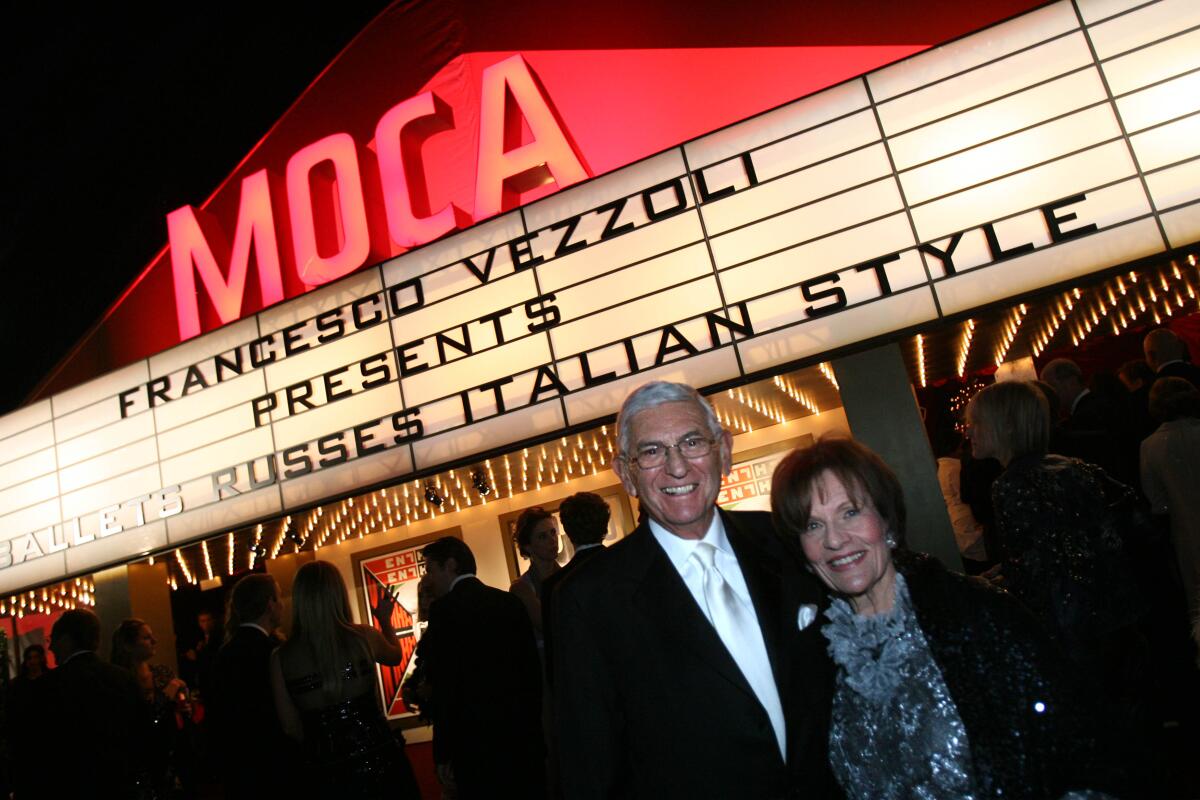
[
  {"xmin": 111, "ymin": 619, "xmax": 191, "ymax": 797},
  {"xmin": 269, "ymin": 560, "xmax": 418, "ymax": 799},
  {"xmin": 772, "ymin": 435, "xmax": 1123, "ymax": 799},
  {"xmin": 509, "ymin": 506, "xmax": 561, "ymax": 651}
]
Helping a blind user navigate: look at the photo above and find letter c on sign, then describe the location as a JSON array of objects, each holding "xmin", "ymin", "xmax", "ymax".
[{"xmin": 286, "ymin": 132, "xmax": 372, "ymax": 286}]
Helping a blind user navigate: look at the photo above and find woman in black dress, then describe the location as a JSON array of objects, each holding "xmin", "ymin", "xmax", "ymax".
[{"xmin": 269, "ymin": 560, "xmax": 419, "ymax": 799}]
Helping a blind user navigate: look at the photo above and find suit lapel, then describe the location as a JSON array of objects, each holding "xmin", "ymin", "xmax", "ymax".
[{"xmin": 628, "ymin": 522, "xmax": 760, "ymax": 702}]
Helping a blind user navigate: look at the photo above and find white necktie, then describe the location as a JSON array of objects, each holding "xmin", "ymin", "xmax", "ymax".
[{"xmin": 690, "ymin": 541, "xmax": 787, "ymax": 761}]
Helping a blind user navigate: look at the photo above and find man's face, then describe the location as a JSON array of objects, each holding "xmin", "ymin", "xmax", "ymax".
[
  {"xmin": 266, "ymin": 591, "xmax": 284, "ymax": 630},
  {"xmin": 424, "ymin": 557, "xmax": 458, "ymax": 598},
  {"xmin": 197, "ymin": 612, "xmax": 215, "ymax": 635},
  {"xmin": 614, "ymin": 401, "xmax": 732, "ymax": 540}
]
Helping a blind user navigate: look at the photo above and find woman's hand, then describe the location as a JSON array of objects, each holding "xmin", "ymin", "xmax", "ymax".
[
  {"xmin": 372, "ymin": 589, "xmax": 397, "ymax": 628},
  {"xmin": 165, "ymin": 677, "xmax": 188, "ymax": 700}
]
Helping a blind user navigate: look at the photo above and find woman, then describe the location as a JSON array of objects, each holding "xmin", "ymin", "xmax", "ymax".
[
  {"xmin": 111, "ymin": 618, "xmax": 192, "ymax": 796},
  {"xmin": 967, "ymin": 381, "xmax": 1144, "ymax": 664},
  {"xmin": 508, "ymin": 506, "xmax": 561, "ymax": 647},
  {"xmin": 269, "ymin": 560, "xmax": 419, "ymax": 799},
  {"xmin": 772, "ymin": 436, "xmax": 1122, "ymax": 799}
]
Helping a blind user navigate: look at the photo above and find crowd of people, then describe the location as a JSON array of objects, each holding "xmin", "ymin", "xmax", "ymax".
[{"xmin": 1, "ymin": 325, "xmax": 1198, "ymax": 799}]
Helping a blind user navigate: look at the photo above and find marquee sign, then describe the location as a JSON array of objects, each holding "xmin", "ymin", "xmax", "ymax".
[{"xmin": 1, "ymin": 0, "xmax": 1197, "ymax": 592}]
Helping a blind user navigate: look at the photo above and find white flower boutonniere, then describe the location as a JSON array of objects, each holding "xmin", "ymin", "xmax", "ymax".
[{"xmin": 797, "ymin": 604, "xmax": 818, "ymax": 631}]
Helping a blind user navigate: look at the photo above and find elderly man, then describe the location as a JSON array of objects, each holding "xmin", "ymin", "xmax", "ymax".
[
  {"xmin": 1144, "ymin": 327, "xmax": 1200, "ymax": 388},
  {"xmin": 552, "ymin": 381, "xmax": 836, "ymax": 799}
]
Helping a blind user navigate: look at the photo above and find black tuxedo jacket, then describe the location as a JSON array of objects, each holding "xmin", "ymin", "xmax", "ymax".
[
  {"xmin": 210, "ymin": 626, "xmax": 295, "ymax": 795},
  {"xmin": 32, "ymin": 653, "xmax": 148, "ymax": 797},
  {"xmin": 542, "ymin": 544, "xmax": 607, "ymax": 686},
  {"xmin": 424, "ymin": 576, "xmax": 545, "ymax": 796},
  {"xmin": 552, "ymin": 510, "xmax": 838, "ymax": 800}
]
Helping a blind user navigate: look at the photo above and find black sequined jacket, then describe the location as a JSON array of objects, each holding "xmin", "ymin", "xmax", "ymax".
[
  {"xmin": 991, "ymin": 454, "xmax": 1143, "ymax": 661},
  {"xmin": 895, "ymin": 551, "xmax": 1126, "ymax": 799}
]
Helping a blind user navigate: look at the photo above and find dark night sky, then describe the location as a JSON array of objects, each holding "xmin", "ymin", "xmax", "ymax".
[{"xmin": 0, "ymin": 3, "xmax": 392, "ymax": 414}]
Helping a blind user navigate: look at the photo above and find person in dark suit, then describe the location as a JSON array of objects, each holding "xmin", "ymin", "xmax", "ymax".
[
  {"xmin": 208, "ymin": 573, "xmax": 295, "ymax": 798},
  {"xmin": 552, "ymin": 381, "xmax": 838, "ymax": 800},
  {"xmin": 542, "ymin": 491, "xmax": 611, "ymax": 686},
  {"xmin": 1040, "ymin": 357, "xmax": 1137, "ymax": 486},
  {"xmin": 1145, "ymin": 327, "xmax": 1200, "ymax": 388},
  {"xmin": 38, "ymin": 609, "xmax": 149, "ymax": 798},
  {"xmin": 421, "ymin": 536, "xmax": 545, "ymax": 799}
]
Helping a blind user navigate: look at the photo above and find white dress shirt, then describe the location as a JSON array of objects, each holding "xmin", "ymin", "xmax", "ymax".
[{"xmin": 649, "ymin": 514, "xmax": 787, "ymax": 760}]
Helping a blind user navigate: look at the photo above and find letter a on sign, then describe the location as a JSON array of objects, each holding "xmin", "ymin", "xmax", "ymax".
[
  {"xmin": 474, "ymin": 54, "xmax": 588, "ymax": 220},
  {"xmin": 169, "ymin": 169, "xmax": 286, "ymax": 340}
]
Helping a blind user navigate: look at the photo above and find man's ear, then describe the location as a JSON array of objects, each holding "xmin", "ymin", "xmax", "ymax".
[
  {"xmin": 445, "ymin": 556, "xmax": 459, "ymax": 575},
  {"xmin": 718, "ymin": 429, "xmax": 734, "ymax": 476},
  {"xmin": 613, "ymin": 456, "xmax": 638, "ymax": 498}
]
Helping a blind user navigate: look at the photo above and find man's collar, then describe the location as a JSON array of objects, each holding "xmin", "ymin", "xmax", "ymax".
[
  {"xmin": 1157, "ymin": 358, "xmax": 1186, "ymax": 372},
  {"xmin": 648, "ymin": 512, "xmax": 728, "ymax": 573},
  {"xmin": 60, "ymin": 650, "xmax": 94, "ymax": 666},
  {"xmin": 240, "ymin": 622, "xmax": 271, "ymax": 637},
  {"xmin": 573, "ymin": 542, "xmax": 604, "ymax": 553},
  {"xmin": 449, "ymin": 573, "xmax": 476, "ymax": 592},
  {"xmin": 1070, "ymin": 387, "xmax": 1091, "ymax": 415}
]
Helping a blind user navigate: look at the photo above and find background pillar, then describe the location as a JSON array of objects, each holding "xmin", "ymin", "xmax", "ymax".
[{"xmin": 832, "ymin": 343, "xmax": 960, "ymax": 567}]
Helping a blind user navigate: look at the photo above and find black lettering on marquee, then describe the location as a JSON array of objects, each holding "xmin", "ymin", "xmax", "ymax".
[
  {"xmin": 462, "ymin": 248, "xmax": 497, "ymax": 284},
  {"xmin": 251, "ymin": 395, "xmax": 276, "ymax": 428},
  {"xmin": 249, "ymin": 334, "xmax": 278, "ymax": 368},
  {"xmin": 579, "ymin": 351, "xmax": 617, "ymax": 387},
  {"xmin": 597, "ymin": 196, "xmax": 635, "ymax": 240},
  {"xmin": 510, "ymin": 232, "xmax": 545, "ymax": 271},
  {"xmin": 247, "ymin": 456, "xmax": 277, "ymax": 490},
  {"xmin": 315, "ymin": 308, "xmax": 345, "ymax": 343},
  {"xmin": 212, "ymin": 466, "xmax": 239, "ymax": 501},
  {"xmin": 118, "ymin": 388, "xmax": 138, "ymax": 419},
  {"xmin": 551, "ymin": 214, "xmax": 588, "ymax": 258},
  {"xmin": 388, "ymin": 277, "xmax": 425, "ymax": 316},
  {"xmin": 642, "ymin": 177, "xmax": 688, "ymax": 222},
  {"xmin": 801, "ymin": 272, "xmax": 847, "ymax": 318},
  {"xmin": 705, "ymin": 302, "xmax": 753, "ymax": 345},
  {"xmin": 214, "ymin": 347, "xmax": 245, "ymax": 381},
  {"xmin": 285, "ymin": 382, "xmax": 316, "ymax": 416},
  {"xmin": 181, "ymin": 365, "xmax": 209, "ymax": 395},
  {"xmin": 360, "ymin": 352, "xmax": 392, "ymax": 390},
  {"xmin": 351, "ymin": 294, "xmax": 385, "ymax": 328},
  {"xmin": 391, "ymin": 408, "xmax": 423, "ymax": 445},
  {"xmin": 525, "ymin": 294, "xmax": 561, "ymax": 332},
  {"xmin": 919, "ymin": 233, "xmax": 964, "ymax": 277},
  {"xmin": 854, "ymin": 253, "xmax": 900, "ymax": 296},
  {"xmin": 436, "ymin": 325, "xmax": 473, "ymax": 363},
  {"xmin": 317, "ymin": 433, "xmax": 349, "ymax": 467},
  {"xmin": 478, "ymin": 307, "xmax": 513, "ymax": 345},
  {"xmin": 353, "ymin": 420, "xmax": 387, "ymax": 458},
  {"xmin": 1042, "ymin": 194, "xmax": 1096, "ymax": 243},
  {"xmin": 396, "ymin": 340, "xmax": 430, "ymax": 377},
  {"xmin": 695, "ymin": 152, "xmax": 759, "ymax": 203},
  {"xmin": 530, "ymin": 365, "xmax": 568, "ymax": 404},
  {"xmin": 323, "ymin": 365, "xmax": 353, "ymax": 403},
  {"xmin": 281, "ymin": 445, "xmax": 313, "ymax": 479},
  {"xmin": 282, "ymin": 321, "xmax": 311, "ymax": 357},
  {"xmin": 655, "ymin": 324, "xmax": 699, "ymax": 365},
  {"xmin": 981, "ymin": 222, "xmax": 1035, "ymax": 262}
]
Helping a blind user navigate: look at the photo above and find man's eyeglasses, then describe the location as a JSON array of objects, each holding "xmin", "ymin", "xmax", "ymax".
[{"xmin": 626, "ymin": 435, "xmax": 715, "ymax": 470}]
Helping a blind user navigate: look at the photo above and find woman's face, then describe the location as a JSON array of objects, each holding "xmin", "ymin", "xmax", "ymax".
[
  {"xmin": 799, "ymin": 471, "xmax": 897, "ymax": 615},
  {"xmin": 23, "ymin": 649, "xmax": 45, "ymax": 673},
  {"xmin": 134, "ymin": 624, "xmax": 157, "ymax": 661},
  {"xmin": 528, "ymin": 518, "xmax": 560, "ymax": 562},
  {"xmin": 965, "ymin": 402, "xmax": 994, "ymax": 460}
]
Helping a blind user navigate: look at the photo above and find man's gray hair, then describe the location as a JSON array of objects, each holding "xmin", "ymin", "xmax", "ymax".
[
  {"xmin": 1040, "ymin": 357, "xmax": 1082, "ymax": 384},
  {"xmin": 616, "ymin": 381, "xmax": 724, "ymax": 455}
]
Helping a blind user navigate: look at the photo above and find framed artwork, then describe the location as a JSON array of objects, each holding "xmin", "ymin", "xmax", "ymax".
[
  {"xmin": 718, "ymin": 435, "xmax": 812, "ymax": 512},
  {"xmin": 500, "ymin": 486, "xmax": 634, "ymax": 583},
  {"xmin": 351, "ymin": 527, "xmax": 461, "ymax": 724}
]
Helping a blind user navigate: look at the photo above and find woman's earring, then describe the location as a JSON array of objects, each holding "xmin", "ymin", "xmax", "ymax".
[{"xmin": 885, "ymin": 532, "xmax": 898, "ymax": 549}]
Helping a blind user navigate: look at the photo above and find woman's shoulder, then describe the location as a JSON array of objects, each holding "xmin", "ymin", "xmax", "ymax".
[{"xmin": 897, "ymin": 551, "xmax": 1033, "ymax": 630}]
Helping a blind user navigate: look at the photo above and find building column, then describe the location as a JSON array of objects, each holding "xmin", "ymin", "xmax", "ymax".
[{"xmin": 832, "ymin": 343, "xmax": 960, "ymax": 567}]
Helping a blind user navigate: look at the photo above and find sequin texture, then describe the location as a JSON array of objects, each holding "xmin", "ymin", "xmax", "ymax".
[{"xmin": 824, "ymin": 573, "xmax": 979, "ymax": 800}]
